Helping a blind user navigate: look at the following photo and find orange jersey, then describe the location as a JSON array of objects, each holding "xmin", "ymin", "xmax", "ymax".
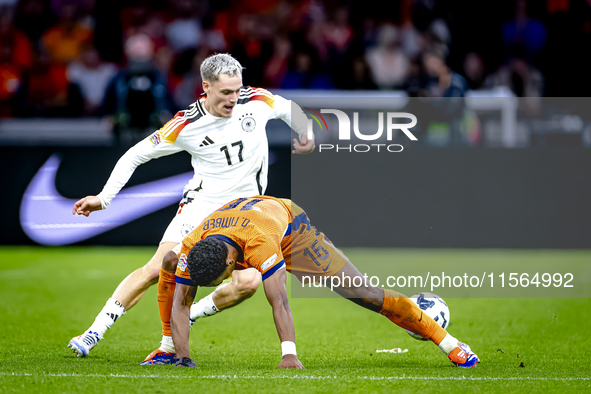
[{"xmin": 174, "ymin": 196, "xmax": 350, "ymax": 285}]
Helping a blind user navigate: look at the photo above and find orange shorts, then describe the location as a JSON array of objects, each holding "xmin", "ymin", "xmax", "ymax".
[{"xmin": 285, "ymin": 202, "xmax": 350, "ymax": 281}]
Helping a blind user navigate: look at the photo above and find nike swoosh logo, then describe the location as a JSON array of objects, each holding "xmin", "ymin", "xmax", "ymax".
[
  {"xmin": 19, "ymin": 154, "xmax": 192, "ymax": 245},
  {"xmin": 322, "ymin": 259, "xmax": 333, "ymax": 272}
]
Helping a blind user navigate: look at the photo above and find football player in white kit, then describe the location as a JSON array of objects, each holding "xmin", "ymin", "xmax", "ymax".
[{"xmin": 67, "ymin": 53, "xmax": 314, "ymax": 359}]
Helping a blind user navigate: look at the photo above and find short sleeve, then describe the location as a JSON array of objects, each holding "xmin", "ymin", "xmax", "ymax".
[
  {"xmin": 175, "ymin": 242, "xmax": 195, "ymax": 286},
  {"xmin": 243, "ymin": 235, "xmax": 285, "ymax": 281}
]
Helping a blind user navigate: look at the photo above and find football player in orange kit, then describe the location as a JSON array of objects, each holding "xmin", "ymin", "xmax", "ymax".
[{"xmin": 153, "ymin": 196, "xmax": 479, "ymax": 368}]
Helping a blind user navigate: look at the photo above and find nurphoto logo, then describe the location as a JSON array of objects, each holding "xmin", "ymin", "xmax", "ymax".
[{"xmin": 305, "ymin": 108, "xmax": 418, "ymax": 153}]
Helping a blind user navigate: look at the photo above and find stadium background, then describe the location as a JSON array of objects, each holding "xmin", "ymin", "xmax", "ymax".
[
  {"xmin": 1, "ymin": 0, "xmax": 589, "ymax": 248},
  {"xmin": 1, "ymin": 1, "xmax": 590, "ymax": 392}
]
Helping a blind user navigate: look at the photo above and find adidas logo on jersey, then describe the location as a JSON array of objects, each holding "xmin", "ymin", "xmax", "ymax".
[{"xmin": 199, "ymin": 136, "xmax": 215, "ymax": 147}]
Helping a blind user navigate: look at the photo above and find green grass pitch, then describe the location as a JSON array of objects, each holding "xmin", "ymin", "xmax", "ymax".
[{"xmin": 0, "ymin": 246, "xmax": 589, "ymax": 393}]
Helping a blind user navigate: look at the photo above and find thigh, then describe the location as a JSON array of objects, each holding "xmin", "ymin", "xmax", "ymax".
[
  {"xmin": 330, "ymin": 261, "xmax": 384, "ymax": 300},
  {"xmin": 160, "ymin": 198, "xmax": 226, "ymax": 244},
  {"xmin": 288, "ymin": 206, "xmax": 350, "ymax": 280},
  {"xmin": 145, "ymin": 241, "xmax": 178, "ymax": 273}
]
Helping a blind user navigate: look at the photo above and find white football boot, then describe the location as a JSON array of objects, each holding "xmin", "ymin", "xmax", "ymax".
[{"xmin": 68, "ymin": 331, "xmax": 102, "ymax": 357}]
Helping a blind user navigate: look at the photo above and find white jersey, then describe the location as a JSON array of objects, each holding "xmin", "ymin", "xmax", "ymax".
[{"xmin": 97, "ymin": 87, "xmax": 308, "ymax": 208}]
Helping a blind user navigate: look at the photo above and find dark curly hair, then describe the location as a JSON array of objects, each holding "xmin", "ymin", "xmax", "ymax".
[{"xmin": 187, "ymin": 237, "xmax": 229, "ymax": 286}]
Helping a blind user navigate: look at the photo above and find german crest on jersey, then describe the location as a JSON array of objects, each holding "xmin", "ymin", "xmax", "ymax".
[
  {"xmin": 240, "ymin": 114, "xmax": 256, "ymax": 132},
  {"xmin": 181, "ymin": 224, "xmax": 195, "ymax": 237}
]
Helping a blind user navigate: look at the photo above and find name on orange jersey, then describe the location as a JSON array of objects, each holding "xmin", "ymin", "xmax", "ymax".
[{"xmin": 202, "ymin": 216, "xmax": 251, "ymax": 231}]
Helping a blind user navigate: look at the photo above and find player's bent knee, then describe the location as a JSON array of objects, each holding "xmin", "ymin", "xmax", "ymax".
[
  {"xmin": 351, "ymin": 287, "xmax": 384, "ymax": 311},
  {"xmin": 361, "ymin": 296, "xmax": 383, "ymax": 310},
  {"xmin": 162, "ymin": 251, "xmax": 179, "ymax": 273},
  {"xmin": 136, "ymin": 262, "xmax": 161, "ymax": 284},
  {"xmin": 143, "ymin": 264, "xmax": 161, "ymax": 284}
]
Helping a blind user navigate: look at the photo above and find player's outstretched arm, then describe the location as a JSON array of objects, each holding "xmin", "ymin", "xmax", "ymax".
[
  {"xmin": 262, "ymin": 268, "xmax": 304, "ymax": 369},
  {"xmin": 91, "ymin": 129, "xmax": 184, "ymax": 210},
  {"xmin": 292, "ymin": 132, "xmax": 315, "ymax": 155},
  {"xmin": 273, "ymin": 95, "xmax": 314, "ymax": 155},
  {"xmin": 171, "ymin": 282, "xmax": 197, "ymax": 362},
  {"xmin": 72, "ymin": 196, "xmax": 103, "ymax": 216}
]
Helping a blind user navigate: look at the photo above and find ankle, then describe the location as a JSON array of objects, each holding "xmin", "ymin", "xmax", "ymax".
[
  {"xmin": 438, "ymin": 333, "xmax": 459, "ymax": 355},
  {"xmin": 159, "ymin": 335, "xmax": 175, "ymax": 353}
]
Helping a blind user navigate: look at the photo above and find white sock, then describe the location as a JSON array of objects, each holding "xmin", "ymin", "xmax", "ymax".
[
  {"xmin": 438, "ymin": 333, "xmax": 459, "ymax": 355},
  {"xmin": 190, "ymin": 292, "xmax": 220, "ymax": 320},
  {"xmin": 88, "ymin": 298, "xmax": 127, "ymax": 337},
  {"xmin": 159, "ymin": 335, "xmax": 175, "ymax": 353}
]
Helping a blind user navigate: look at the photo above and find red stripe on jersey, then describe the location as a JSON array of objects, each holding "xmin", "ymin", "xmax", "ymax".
[
  {"xmin": 238, "ymin": 86, "xmax": 275, "ymax": 109},
  {"xmin": 251, "ymin": 94, "xmax": 275, "ymax": 108},
  {"xmin": 159, "ymin": 104, "xmax": 202, "ymax": 143},
  {"xmin": 163, "ymin": 120, "xmax": 188, "ymax": 143}
]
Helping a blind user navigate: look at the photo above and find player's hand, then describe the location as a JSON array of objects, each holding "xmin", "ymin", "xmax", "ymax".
[
  {"xmin": 277, "ymin": 354, "xmax": 304, "ymax": 369},
  {"xmin": 292, "ymin": 132, "xmax": 315, "ymax": 154},
  {"xmin": 72, "ymin": 196, "xmax": 103, "ymax": 216},
  {"xmin": 175, "ymin": 357, "xmax": 198, "ymax": 367}
]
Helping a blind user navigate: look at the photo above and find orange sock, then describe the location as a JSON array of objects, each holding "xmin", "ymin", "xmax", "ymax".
[
  {"xmin": 157, "ymin": 268, "xmax": 176, "ymax": 337},
  {"xmin": 379, "ymin": 289, "xmax": 447, "ymax": 345}
]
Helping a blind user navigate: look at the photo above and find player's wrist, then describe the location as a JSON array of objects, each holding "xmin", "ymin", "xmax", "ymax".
[
  {"xmin": 96, "ymin": 194, "xmax": 109, "ymax": 209},
  {"xmin": 281, "ymin": 341, "xmax": 297, "ymax": 357}
]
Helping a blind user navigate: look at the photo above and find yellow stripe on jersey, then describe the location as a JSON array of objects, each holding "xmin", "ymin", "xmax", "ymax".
[
  {"xmin": 239, "ymin": 87, "xmax": 276, "ymax": 109},
  {"xmin": 158, "ymin": 102, "xmax": 203, "ymax": 144}
]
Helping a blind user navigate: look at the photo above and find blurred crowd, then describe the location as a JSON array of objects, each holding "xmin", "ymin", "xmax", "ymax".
[{"xmin": 1, "ymin": 0, "xmax": 590, "ymax": 128}]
